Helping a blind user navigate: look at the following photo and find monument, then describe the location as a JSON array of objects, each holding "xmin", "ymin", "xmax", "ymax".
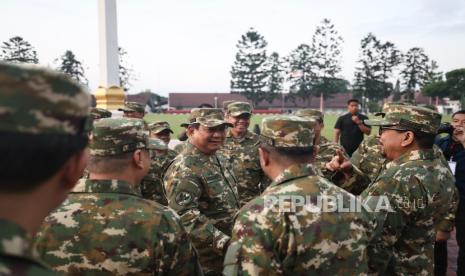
[{"xmin": 94, "ymin": 0, "xmax": 125, "ymax": 110}]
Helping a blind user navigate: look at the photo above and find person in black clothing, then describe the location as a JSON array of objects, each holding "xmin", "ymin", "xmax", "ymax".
[
  {"xmin": 333, "ymin": 99, "xmax": 371, "ymax": 156},
  {"xmin": 435, "ymin": 110, "xmax": 465, "ymax": 276}
]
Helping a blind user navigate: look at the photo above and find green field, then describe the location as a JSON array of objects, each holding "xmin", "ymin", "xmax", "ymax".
[{"xmin": 145, "ymin": 113, "xmax": 452, "ymax": 140}]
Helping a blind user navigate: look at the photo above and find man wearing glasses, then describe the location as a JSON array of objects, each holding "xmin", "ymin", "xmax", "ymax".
[{"xmin": 327, "ymin": 105, "xmax": 458, "ymax": 275}]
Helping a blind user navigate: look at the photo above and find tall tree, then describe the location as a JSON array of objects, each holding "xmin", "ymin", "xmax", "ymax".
[
  {"xmin": 264, "ymin": 52, "xmax": 284, "ymax": 103},
  {"xmin": 286, "ymin": 44, "xmax": 315, "ymax": 106},
  {"xmin": 55, "ymin": 50, "xmax": 88, "ymax": 85},
  {"xmin": 119, "ymin": 47, "xmax": 135, "ymax": 92},
  {"xmin": 230, "ymin": 28, "xmax": 269, "ymax": 107},
  {"xmin": 353, "ymin": 33, "xmax": 402, "ymax": 107},
  {"xmin": 0, "ymin": 36, "xmax": 39, "ymax": 64},
  {"xmin": 424, "ymin": 68, "xmax": 465, "ymax": 105},
  {"xmin": 311, "ymin": 18, "xmax": 347, "ymax": 106},
  {"xmin": 400, "ymin": 47, "xmax": 430, "ymax": 101}
]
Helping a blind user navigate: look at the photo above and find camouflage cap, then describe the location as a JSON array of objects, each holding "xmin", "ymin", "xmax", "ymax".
[
  {"xmin": 147, "ymin": 138, "xmax": 168, "ymax": 150},
  {"xmin": 90, "ymin": 118, "xmax": 151, "ymax": 156},
  {"xmin": 260, "ymin": 115, "xmax": 316, "ymax": 148},
  {"xmin": 0, "ymin": 62, "xmax": 91, "ymax": 135},
  {"xmin": 365, "ymin": 105, "xmax": 442, "ymax": 134},
  {"xmin": 118, "ymin": 101, "xmax": 145, "ymax": 113},
  {"xmin": 227, "ymin": 101, "xmax": 252, "ymax": 117},
  {"xmin": 90, "ymin": 107, "xmax": 112, "ymax": 120},
  {"xmin": 181, "ymin": 108, "xmax": 233, "ymax": 128},
  {"xmin": 294, "ymin": 108, "xmax": 324, "ymax": 122},
  {"xmin": 375, "ymin": 102, "xmax": 410, "ymax": 117},
  {"xmin": 148, "ymin": 121, "xmax": 173, "ymax": 134},
  {"xmin": 222, "ymin": 100, "xmax": 236, "ymax": 111}
]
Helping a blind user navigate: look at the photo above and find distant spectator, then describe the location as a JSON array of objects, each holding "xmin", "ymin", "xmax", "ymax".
[
  {"xmin": 435, "ymin": 110, "xmax": 465, "ymax": 276},
  {"xmin": 333, "ymin": 99, "xmax": 371, "ymax": 156}
]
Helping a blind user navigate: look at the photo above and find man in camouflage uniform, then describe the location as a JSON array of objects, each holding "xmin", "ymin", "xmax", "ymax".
[
  {"xmin": 118, "ymin": 101, "xmax": 145, "ymax": 119},
  {"xmin": 164, "ymin": 108, "xmax": 240, "ymax": 275},
  {"xmin": 223, "ymin": 115, "xmax": 376, "ymax": 275},
  {"xmin": 81, "ymin": 107, "xmax": 112, "ymax": 179},
  {"xmin": 0, "ymin": 63, "xmax": 91, "ymax": 275},
  {"xmin": 294, "ymin": 108, "xmax": 349, "ymax": 180},
  {"xmin": 35, "ymin": 118, "xmax": 202, "ymax": 275},
  {"xmin": 328, "ymin": 105, "xmax": 458, "ymax": 274},
  {"xmin": 140, "ymin": 122, "xmax": 179, "ymax": 203},
  {"xmin": 218, "ymin": 102, "xmax": 270, "ymax": 206}
]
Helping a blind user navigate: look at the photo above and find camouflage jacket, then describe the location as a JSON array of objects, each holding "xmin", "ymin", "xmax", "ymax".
[
  {"xmin": 164, "ymin": 142, "xmax": 240, "ymax": 274},
  {"xmin": 224, "ymin": 163, "xmax": 376, "ymax": 275},
  {"xmin": 350, "ymin": 135, "xmax": 384, "ymax": 183},
  {"xmin": 360, "ymin": 149, "xmax": 458, "ymax": 275},
  {"xmin": 141, "ymin": 149, "xmax": 178, "ymax": 205},
  {"xmin": 0, "ymin": 219, "xmax": 56, "ymax": 276},
  {"xmin": 218, "ymin": 130, "xmax": 270, "ymax": 206},
  {"xmin": 35, "ymin": 179, "xmax": 202, "ymax": 276},
  {"xmin": 316, "ymin": 136, "xmax": 349, "ymax": 180},
  {"xmin": 174, "ymin": 142, "xmax": 187, "ymax": 154}
]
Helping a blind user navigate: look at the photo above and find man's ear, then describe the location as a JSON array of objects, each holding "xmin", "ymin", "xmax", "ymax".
[
  {"xmin": 258, "ymin": 147, "xmax": 270, "ymax": 169},
  {"xmin": 401, "ymin": 131, "xmax": 415, "ymax": 147},
  {"xmin": 61, "ymin": 149, "xmax": 89, "ymax": 190},
  {"xmin": 132, "ymin": 149, "xmax": 145, "ymax": 169},
  {"xmin": 187, "ymin": 125, "xmax": 196, "ymax": 136}
]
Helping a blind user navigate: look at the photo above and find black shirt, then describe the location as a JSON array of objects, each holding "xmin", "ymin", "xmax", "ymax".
[{"xmin": 334, "ymin": 112, "xmax": 370, "ymax": 156}]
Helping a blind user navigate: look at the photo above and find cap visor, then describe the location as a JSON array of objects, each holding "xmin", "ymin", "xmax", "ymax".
[
  {"xmin": 364, "ymin": 119, "xmax": 397, "ymax": 127},
  {"xmin": 200, "ymin": 120, "xmax": 233, "ymax": 128},
  {"xmin": 229, "ymin": 111, "xmax": 251, "ymax": 117}
]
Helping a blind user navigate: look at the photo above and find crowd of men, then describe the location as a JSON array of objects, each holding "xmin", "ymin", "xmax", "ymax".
[{"xmin": 0, "ymin": 62, "xmax": 464, "ymax": 276}]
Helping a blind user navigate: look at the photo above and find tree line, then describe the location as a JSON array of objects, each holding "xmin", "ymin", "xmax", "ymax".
[
  {"xmin": 0, "ymin": 36, "xmax": 134, "ymax": 92},
  {"xmin": 230, "ymin": 19, "xmax": 465, "ymax": 111}
]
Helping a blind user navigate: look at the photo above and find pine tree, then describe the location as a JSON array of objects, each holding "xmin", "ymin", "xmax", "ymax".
[
  {"xmin": 119, "ymin": 47, "xmax": 135, "ymax": 92},
  {"xmin": 0, "ymin": 36, "xmax": 39, "ymax": 64},
  {"xmin": 264, "ymin": 52, "xmax": 284, "ymax": 103},
  {"xmin": 353, "ymin": 33, "xmax": 402, "ymax": 106},
  {"xmin": 311, "ymin": 19, "xmax": 347, "ymax": 104},
  {"xmin": 400, "ymin": 47, "xmax": 430, "ymax": 101},
  {"xmin": 286, "ymin": 44, "xmax": 315, "ymax": 106},
  {"xmin": 55, "ymin": 50, "xmax": 88, "ymax": 85},
  {"xmin": 230, "ymin": 28, "xmax": 268, "ymax": 107}
]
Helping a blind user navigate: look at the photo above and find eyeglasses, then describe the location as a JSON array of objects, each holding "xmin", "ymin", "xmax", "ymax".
[{"xmin": 378, "ymin": 127, "xmax": 408, "ymax": 135}]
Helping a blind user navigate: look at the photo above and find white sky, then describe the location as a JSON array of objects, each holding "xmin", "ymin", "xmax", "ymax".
[{"xmin": 1, "ymin": 0, "xmax": 464, "ymax": 97}]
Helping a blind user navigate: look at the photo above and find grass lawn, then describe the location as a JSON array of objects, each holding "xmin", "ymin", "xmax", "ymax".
[{"xmin": 145, "ymin": 113, "xmax": 452, "ymax": 140}]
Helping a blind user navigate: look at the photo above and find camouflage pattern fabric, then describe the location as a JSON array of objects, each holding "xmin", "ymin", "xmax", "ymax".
[
  {"xmin": 90, "ymin": 107, "xmax": 112, "ymax": 120},
  {"xmin": 222, "ymin": 100, "xmax": 236, "ymax": 111},
  {"xmin": 226, "ymin": 102, "xmax": 252, "ymax": 117},
  {"xmin": 224, "ymin": 163, "xmax": 376, "ymax": 275},
  {"xmin": 141, "ymin": 149, "xmax": 178, "ymax": 205},
  {"xmin": 360, "ymin": 149, "xmax": 458, "ymax": 275},
  {"xmin": 293, "ymin": 108, "xmax": 324, "ymax": 121},
  {"xmin": 365, "ymin": 105, "xmax": 442, "ymax": 135},
  {"xmin": 260, "ymin": 115, "xmax": 315, "ymax": 148},
  {"xmin": 174, "ymin": 141, "xmax": 188, "ymax": 154},
  {"xmin": 0, "ymin": 62, "xmax": 91, "ymax": 135},
  {"xmin": 218, "ymin": 129, "xmax": 270, "ymax": 206},
  {"xmin": 35, "ymin": 179, "xmax": 202, "ymax": 275},
  {"xmin": 117, "ymin": 101, "xmax": 145, "ymax": 113},
  {"xmin": 180, "ymin": 108, "xmax": 230, "ymax": 127},
  {"xmin": 350, "ymin": 135, "xmax": 384, "ymax": 183},
  {"xmin": 164, "ymin": 142, "xmax": 240, "ymax": 274},
  {"xmin": 90, "ymin": 118, "xmax": 151, "ymax": 156},
  {"xmin": 148, "ymin": 121, "xmax": 174, "ymax": 134},
  {"xmin": 316, "ymin": 136, "xmax": 350, "ymax": 180},
  {"xmin": 0, "ymin": 219, "xmax": 57, "ymax": 276}
]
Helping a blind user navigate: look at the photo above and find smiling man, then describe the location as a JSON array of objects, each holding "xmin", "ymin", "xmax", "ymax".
[
  {"xmin": 164, "ymin": 108, "xmax": 240, "ymax": 275},
  {"xmin": 328, "ymin": 105, "xmax": 458, "ymax": 274},
  {"xmin": 218, "ymin": 102, "xmax": 270, "ymax": 206}
]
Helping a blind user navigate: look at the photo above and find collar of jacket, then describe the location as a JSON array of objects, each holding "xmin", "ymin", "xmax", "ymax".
[
  {"xmin": 72, "ymin": 179, "xmax": 141, "ymax": 196},
  {"xmin": 268, "ymin": 163, "xmax": 318, "ymax": 189}
]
